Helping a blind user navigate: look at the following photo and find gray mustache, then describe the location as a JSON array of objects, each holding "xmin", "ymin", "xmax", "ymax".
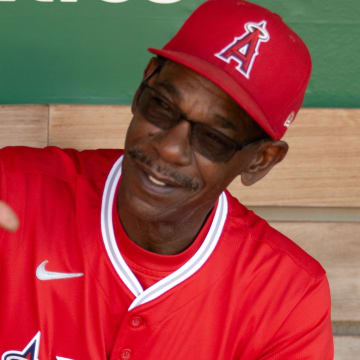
[{"xmin": 128, "ymin": 148, "xmax": 201, "ymax": 191}]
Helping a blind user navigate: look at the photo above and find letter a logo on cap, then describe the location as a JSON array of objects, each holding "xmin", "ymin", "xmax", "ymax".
[{"xmin": 215, "ymin": 20, "xmax": 270, "ymax": 79}]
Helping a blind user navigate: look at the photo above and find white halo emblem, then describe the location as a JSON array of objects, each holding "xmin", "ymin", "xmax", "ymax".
[{"xmin": 245, "ymin": 21, "xmax": 270, "ymax": 41}]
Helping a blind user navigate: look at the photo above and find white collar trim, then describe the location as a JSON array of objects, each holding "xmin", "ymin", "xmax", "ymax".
[{"xmin": 101, "ymin": 155, "xmax": 228, "ymax": 311}]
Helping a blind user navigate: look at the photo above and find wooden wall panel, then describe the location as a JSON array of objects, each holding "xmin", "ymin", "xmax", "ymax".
[
  {"xmin": 0, "ymin": 105, "xmax": 48, "ymax": 148},
  {"xmin": 272, "ymin": 222, "xmax": 360, "ymax": 322},
  {"xmin": 48, "ymin": 105, "xmax": 131, "ymax": 150},
  {"xmin": 334, "ymin": 336, "xmax": 360, "ymax": 360},
  {"xmin": 229, "ymin": 108, "xmax": 360, "ymax": 207},
  {"xmin": 45, "ymin": 106, "xmax": 360, "ymax": 207},
  {"xmin": 0, "ymin": 105, "xmax": 355, "ymax": 207},
  {"xmin": 250, "ymin": 206, "xmax": 360, "ymax": 223}
]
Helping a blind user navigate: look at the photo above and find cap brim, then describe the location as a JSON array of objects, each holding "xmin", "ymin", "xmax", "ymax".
[{"xmin": 148, "ymin": 48, "xmax": 277, "ymax": 139}]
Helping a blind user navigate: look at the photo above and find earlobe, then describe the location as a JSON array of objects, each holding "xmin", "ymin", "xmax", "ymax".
[{"xmin": 241, "ymin": 140, "xmax": 288, "ymax": 186}]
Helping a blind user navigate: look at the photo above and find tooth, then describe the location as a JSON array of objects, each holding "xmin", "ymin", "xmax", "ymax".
[{"xmin": 149, "ymin": 175, "xmax": 166, "ymax": 186}]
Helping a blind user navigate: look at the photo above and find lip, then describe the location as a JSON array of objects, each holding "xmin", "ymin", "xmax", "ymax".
[{"xmin": 132, "ymin": 158, "xmax": 184, "ymax": 195}]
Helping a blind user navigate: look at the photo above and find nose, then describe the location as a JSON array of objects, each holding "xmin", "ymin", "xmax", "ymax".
[{"xmin": 152, "ymin": 120, "xmax": 192, "ymax": 166}]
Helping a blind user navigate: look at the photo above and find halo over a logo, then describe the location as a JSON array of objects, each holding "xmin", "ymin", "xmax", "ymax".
[{"xmin": 215, "ymin": 20, "xmax": 270, "ymax": 79}]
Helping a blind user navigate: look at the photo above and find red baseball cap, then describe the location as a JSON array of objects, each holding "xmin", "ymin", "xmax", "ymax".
[{"xmin": 149, "ymin": 0, "xmax": 312, "ymax": 140}]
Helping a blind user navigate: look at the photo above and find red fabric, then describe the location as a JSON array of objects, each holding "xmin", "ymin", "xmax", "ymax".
[
  {"xmin": 149, "ymin": 0, "xmax": 312, "ymax": 140},
  {"xmin": 0, "ymin": 147, "xmax": 333, "ymax": 359},
  {"xmin": 113, "ymin": 197, "xmax": 216, "ymax": 289}
]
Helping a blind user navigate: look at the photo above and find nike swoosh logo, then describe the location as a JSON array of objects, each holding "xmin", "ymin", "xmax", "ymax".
[{"xmin": 36, "ymin": 260, "xmax": 84, "ymax": 281}]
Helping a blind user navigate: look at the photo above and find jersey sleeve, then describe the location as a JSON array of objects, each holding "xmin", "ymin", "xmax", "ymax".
[
  {"xmin": 0, "ymin": 152, "xmax": 9, "ymax": 241},
  {"xmin": 258, "ymin": 274, "xmax": 334, "ymax": 359}
]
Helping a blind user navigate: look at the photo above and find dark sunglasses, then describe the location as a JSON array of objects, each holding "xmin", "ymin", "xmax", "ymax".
[{"xmin": 136, "ymin": 65, "xmax": 255, "ymax": 163}]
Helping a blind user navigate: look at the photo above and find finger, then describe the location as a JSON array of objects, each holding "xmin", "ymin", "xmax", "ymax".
[{"xmin": 0, "ymin": 201, "xmax": 19, "ymax": 232}]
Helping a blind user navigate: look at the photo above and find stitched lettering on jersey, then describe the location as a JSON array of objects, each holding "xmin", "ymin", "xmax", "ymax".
[
  {"xmin": 215, "ymin": 20, "xmax": 270, "ymax": 79},
  {"xmin": 2, "ymin": 332, "xmax": 40, "ymax": 360}
]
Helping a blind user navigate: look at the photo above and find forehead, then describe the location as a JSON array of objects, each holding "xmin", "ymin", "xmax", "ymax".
[
  {"xmin": 152, "ymin": 60, "xmax": 254, "ymax": 133},
  {"xmin": 154, "ymin": 60, "xmax": 238, "ymax": 108}
]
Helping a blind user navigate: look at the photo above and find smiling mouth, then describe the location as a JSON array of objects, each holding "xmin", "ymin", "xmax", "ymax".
[
  {"xmin": 127, "ymin": 148, "xmax": 201, "ymax": 191},
  {"xmin": 148, "ymin": 174, "xmax": 167, "ymax": 187}
]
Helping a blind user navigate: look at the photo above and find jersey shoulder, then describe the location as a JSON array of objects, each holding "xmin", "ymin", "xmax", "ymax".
[
  {"xmin": 225, "ymin": 191, "xmax": 325, "ymax": 279},
  {"xmin": 0, "ymin": 146, "xmax": 123, "ymax": 183}
]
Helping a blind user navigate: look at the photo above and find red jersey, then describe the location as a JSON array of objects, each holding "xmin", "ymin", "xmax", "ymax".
[{"xmin": 0, "ymin": 147, "xmax": 333, "ymax": 359}]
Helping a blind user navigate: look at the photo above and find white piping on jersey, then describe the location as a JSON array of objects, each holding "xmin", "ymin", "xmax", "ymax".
[
  {"xmin": 101, "ymin": 155, "xmax": 228, "ymax": 311},
  {"xmin": 101, "ymin": 156, "xmax": 143, "ymax": 296}
]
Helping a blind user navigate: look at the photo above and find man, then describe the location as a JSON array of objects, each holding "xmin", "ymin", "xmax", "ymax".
[{"xmin": 0, "ymin": 0, "xmax": 333, "ymax": 359}]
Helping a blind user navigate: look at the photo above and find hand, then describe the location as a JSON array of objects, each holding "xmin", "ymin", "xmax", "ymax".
[{"xmin": 0, "ymin": 201, "xmax": 19, "ymax": 232}]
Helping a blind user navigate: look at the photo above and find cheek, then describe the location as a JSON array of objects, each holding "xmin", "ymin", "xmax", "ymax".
[
  {"xmin": 124, "ymin": 116, "xmax": 156, "ymax": 149},
  {"xmin": 194, "ymin": 158, "xmax": 231, "ymax": 188},
  {"xmin": 195, "ymin": 157, "xmax": 239, "ymax": 193}
]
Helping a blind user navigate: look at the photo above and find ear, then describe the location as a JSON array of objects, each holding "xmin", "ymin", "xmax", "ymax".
[
  {"xmin": 241, "ymin": 140, "xmax": 288, "ymax": 186},
  {"xmin": 131, "ymin": 57, "xmax": 159, "ymax": 114}
]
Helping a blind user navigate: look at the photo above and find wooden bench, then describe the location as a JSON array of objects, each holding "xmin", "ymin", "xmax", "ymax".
[{"xmin": 1, "ymin": 104, "xmax": 359, "ymax": 358}]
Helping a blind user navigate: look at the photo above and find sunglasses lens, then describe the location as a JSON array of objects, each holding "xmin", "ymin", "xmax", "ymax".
[
  {"xmin": 191, "ymin": 123, "xmax": 236, "ymax": 162},
  {"xmin": 138, "ymin": 85, "xmax": 238, "ymax": 162},
  {"xmin": 138, "ymin": 86, "xmax": 177, "ymax": 130}
]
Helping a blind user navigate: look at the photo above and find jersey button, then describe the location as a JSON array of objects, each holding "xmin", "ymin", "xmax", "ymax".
[
  {"xmin": 120, "ymin": 348, "xmax": 132, "ymax": 359},
  {"xmin": 130, "ymin": 315, "xmax": 144, "ymax": 328}
]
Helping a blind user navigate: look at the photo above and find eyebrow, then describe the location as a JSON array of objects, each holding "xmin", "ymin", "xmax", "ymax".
[
  {"xmin": 155, "ymin": 81, "xmax": 181, "ymax": 99},
  {"xmin": 213, "ymin": 114, "xmax": 238, "ymax": 131}
]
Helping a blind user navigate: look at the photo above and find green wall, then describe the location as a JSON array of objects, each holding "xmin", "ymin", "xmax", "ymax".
[{"xmin": 0, "ymin": 0, "xmax": 359, "ymax": 107}]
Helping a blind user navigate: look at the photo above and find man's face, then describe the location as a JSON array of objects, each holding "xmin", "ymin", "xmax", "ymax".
[{"xmin": 119, "ymin": 60, "xmax": 257, "ymax": 223}]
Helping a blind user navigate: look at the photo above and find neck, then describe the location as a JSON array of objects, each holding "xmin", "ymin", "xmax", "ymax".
[{"xmin": 117, "ymin": 197, "xmax": 213, "ymax": 255}]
